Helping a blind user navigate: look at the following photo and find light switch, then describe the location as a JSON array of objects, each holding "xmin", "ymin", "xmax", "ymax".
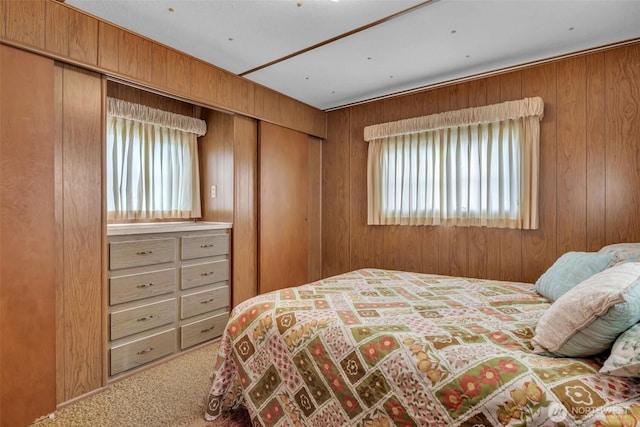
[{"xmin": 210, "ymin": 185, "xmax": 217, "ymax": 198}]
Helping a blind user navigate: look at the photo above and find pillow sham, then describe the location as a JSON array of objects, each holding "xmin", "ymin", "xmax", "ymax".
[
  {"xmin": 534, "ymin": 251, "xmax": 616, "ymax": 301},
  {"xmin": 531, "ymin": 262, "xmax": 640, "ymax": 357},
  {"xmin": 599, "ymin": 243, "xmax": 640, "ymax": 267},
  {"xmin": 600, "ymin": 322, "xmax": 640, "ymax": 377}
]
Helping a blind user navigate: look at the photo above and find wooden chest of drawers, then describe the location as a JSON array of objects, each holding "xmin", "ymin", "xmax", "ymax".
[{"xmin": 107, "ymin": 225, "xmax": 230, "ymax": 377}]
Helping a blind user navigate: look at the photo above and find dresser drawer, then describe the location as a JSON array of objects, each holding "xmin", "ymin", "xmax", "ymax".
[
  {"xmin": 181, "ymin": 259, "xmax": 229, "ymax": 290},
  {"xmin": 181, "ymin": 285, "xmax": 229, "ymax": 319},
  {"xmin": 110, "ymin": 329, "xmax": 176, "ymax": 375},
  {"xmin": 181, "ymin": 313, "xmax": 228, "ymax": 349},
  {"xmin": 181, "ymin": 234, "xmax": 229, "ymax": 260},
  {"xmin": 110, "ymin": 268, "xmax": 176, "ymax": 305},
  {"xmin": 110, "ymin": 299, "xmax": 176, "ymax": 340},
  {"xmin": 109, "ymin": 238, "xmax": 176, "ymax": 270}
]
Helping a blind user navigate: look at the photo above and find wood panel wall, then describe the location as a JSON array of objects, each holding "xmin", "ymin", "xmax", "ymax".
[
  {"xmin": 54, "ymin": 64, "xmax": 104, "ymax": 403},
  {"xmin": 231, "ymin": 116, "xmax": 259, "ymax": 307},
  {"xmin": 1, "ymin": 45, "xmax": 56, "ymax": 427},
  {"xmin": 0, "ymin": 0, "xmax": 326, "ymax": 138},
  {"xmin": 322, "ymin": 42, "xmax": 640, "ymax": 284}
]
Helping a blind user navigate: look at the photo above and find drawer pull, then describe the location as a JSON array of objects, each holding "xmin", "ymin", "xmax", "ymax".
[
  {"xmin": 200, "ymin": 298, "xmax": 215, "ymax": 304},
  {"xmin": 137, "ymin": 315, "xmax": 154, "ymax": 322},
  {"xmin": 200, "ymin": 244, "xmax": 215, "ymax": 248},
  {"xmin": 136, "ymin": 250, "xmax": 154, "ymax": 256},
  {"xmin": 136, "ymin": 282, "xmax": 154, "ymax": 289},
  {"xmin": 137, "ymin": 347, "xmax": 154, "ymax": 355},
  {"xmin": 200, "ymin": 271, "xmax": 215, "ymax": 277},
  {"xmin": 200, "ymin": 326, "xmax": 214, "ymax": 333}
]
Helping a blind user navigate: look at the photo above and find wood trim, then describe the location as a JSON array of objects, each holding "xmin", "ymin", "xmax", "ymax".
[{"xmin": 308, "ymin": 136, "xmax": 322, "ymax": 282}]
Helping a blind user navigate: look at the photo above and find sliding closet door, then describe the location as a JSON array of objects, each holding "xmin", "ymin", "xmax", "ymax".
[
  {"xmin": 259, "ymin": 122, "xmax": 309, "ymax": 294},
  {"xmin": 0, "ymin": 45, "xmax": 56, "ymax": 427}
]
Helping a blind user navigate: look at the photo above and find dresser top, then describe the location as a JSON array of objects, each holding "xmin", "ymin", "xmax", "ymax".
[{"xmin": 107, "ymin": 221, "xmax": 232, "ymax": 236}]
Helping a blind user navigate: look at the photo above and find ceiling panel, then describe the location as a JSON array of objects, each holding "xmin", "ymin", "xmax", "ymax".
[{"xmin": 66, "ymin": 0, "xmax": 640, "ymax": 111}]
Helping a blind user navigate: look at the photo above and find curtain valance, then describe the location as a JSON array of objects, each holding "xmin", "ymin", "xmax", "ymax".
[
  {"xmin": 364, "ymin": 96, "xmax": 544, "ymax": 141},
  {"xmin": 107, "ymin": 97, "xmax": 207, "ymax": 137}
]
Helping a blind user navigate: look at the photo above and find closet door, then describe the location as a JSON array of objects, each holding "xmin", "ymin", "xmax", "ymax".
[
  {"xmin": 0, "ymin": 45, "xmax": 56, "ymax": 427},
  {"xmin": 259, "ymin": 122, "xmax": 309, "ymax": 294}
]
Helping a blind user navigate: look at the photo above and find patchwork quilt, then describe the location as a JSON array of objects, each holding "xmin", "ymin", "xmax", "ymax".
[{"xmin": 205, "ymin": 269, "xmax": 640, "ymax": 426}]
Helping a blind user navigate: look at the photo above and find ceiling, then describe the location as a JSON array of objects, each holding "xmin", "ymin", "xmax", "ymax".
[{"xmin": 66, "ymin": 0, "xmax": 640, "ymax": 111}]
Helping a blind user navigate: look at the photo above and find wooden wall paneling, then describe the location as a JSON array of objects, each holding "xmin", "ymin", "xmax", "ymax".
[
  {"xmin": 214, "ymin": 68, "xmax": 233, "ymax": 111},
  {"xmin": 322, "ymin": 109, "xmax": 351, "ymax": 278},
  {"xmin": 53, "ymin": 62, "xmax": 65, "ymax": 406},
  {"xmin": 45, "ymin": 0, "xmax": 68, "ymax": 56},
  {"xmin": 150, "ymin": 43, "xmax": 167, "ymax": 89},
  {"xmin": 605, "ymin": 44, "xmax": 640, "ymax": 244},
  {"xmin": 118, "ymin": 30, "xmax": 152, "ymax": 83},
  {"xmin": 68, "ymin": 9, "xmax": 98, "ymax": 65},
  {"xmin": 232, "ymin": 77, "xmax": 255, "ymax": 117},
  {"xmin": 60, "ymin": 64, "xmax": 104, "ymax": 401},
  {"xmin": 556, "ymin": 57, "xmax": 588, "ymax": 254},
  {"xmin": 199, "ymin": 109, "xmax": 234, "ymax": 223},
  {"xmin": 497, "ymin": 72, "xmax": 524, "ymax": 282},
  {"xmin": 466, "ymin": 78, "xmax": 490, "ymax": 279},
  {"xmin": 0, "ymin": 0, "xmax": 5, "ymax": 38},
  {"xmin": 418, "ymin": 90, "xmax": 441, "ymax": 275},
  {"xmin": 585, "ymin": 52, "xmax": 607, "ymax": 251},
  {"xmin": 5, "ymin": 0, "xmax": 45, "ymax": 49},
  {"xmin": 259, "ymin": 122, "xmax": 309, "ymax": 293},
  {"xmin": 0, "ymin": 45, "xmax": 56, "ymax": 427},
  {"xmin": 97, "ymin": 21, "xmax": 119, "ymax": 72},
  {"xmin": 521, "ymin": 62, "xmax": 559, "ymax": 283},
  {"xmin": 349, "ymin": 103, "xmax": 384, "ymax": 271},
  {"xmin": 190, "ymin": 60, "xmax": 212, "ymax": 102},
  {"xmin": 308, "ymin": 136, "xmax": 323, "ymax": 281},
  {"xmin": 232, "ymin": 115, "xmax": 258, "ymax": 306},
  {"xmin": 166, "ymin": 49, "xmax": 190, "ymax": 95}
]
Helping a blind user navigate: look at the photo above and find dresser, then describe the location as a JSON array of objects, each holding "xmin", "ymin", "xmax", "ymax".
[{"xmin": 107, "ymin": 222, "xmax": 231, "ymax": 377}]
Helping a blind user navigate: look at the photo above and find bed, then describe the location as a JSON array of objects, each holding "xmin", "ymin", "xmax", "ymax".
[{"xmin": 205, "ymin": 249, "xmax": 640, "ymax": 426}]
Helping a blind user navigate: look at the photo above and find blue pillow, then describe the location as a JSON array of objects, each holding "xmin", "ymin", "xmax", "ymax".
[
  {"xmin": 534, "ymin": 251, "xmax": 616, "ymax": 301},
  {"xmin": 532, "ymin": 262, "xmax": 640, "ymax": 357}
]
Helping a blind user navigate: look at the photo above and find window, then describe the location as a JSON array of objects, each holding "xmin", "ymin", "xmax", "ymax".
[
  {"xmin": 366, "ymin": 97, "xmax": 543, "ymax": 229},
  {"xmin": 106, "ymin": 97, "xmax": 206, "ymax": 221}
]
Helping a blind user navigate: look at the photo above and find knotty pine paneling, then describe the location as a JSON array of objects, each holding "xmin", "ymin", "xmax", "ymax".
[
  {"xmin": 322, "ymin": 42, "xmax": 640, "ymax": 285},
  {"xmin": 58, "ymin": 64, "xmax": 104, "ymax": 401},
  {"xmin": 232, "ymin": 115, "xmax": 258, "ymax": 307},
  {"xmin": 1, "ymin": 45, "xmax": 56, "ymax": 427},
  {"xmin": 68, "ymin": 9, "xmax": 97, "ymax": 65},
  {"xmin": 5, "ymin": 0, "xmax": 45, "ymax": 49}
]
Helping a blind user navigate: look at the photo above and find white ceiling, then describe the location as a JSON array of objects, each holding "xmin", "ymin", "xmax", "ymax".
[{"xmin": 66, "ymin": 0, "xmax": 640, "ymax": 111}]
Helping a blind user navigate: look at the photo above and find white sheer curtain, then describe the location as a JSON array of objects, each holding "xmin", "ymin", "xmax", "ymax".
[
  {"xmin": 366, "ymin": 97, "xmax": 544, "ymax": 229},
  {"xmin": 106, "ymin": 97, "xmax": 206, "ymax": 221}
]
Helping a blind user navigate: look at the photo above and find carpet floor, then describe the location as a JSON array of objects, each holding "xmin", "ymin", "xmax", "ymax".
[{"xmin": 29, "ymin": 342, "xmax": 251, "ymax": 427}]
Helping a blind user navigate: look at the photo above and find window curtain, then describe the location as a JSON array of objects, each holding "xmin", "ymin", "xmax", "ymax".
[
  {"xmin": 365, "ymin": 96, "xmax": 544, "ymax": 229},
  {"xmin": 106, "ymin": 97, "xmax": 206, "ymax": 221}
]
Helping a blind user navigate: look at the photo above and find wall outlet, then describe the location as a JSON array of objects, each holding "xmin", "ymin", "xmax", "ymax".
[{"xmin": 210, "ymin": 185, "xmax": 217, "ymax": 198}]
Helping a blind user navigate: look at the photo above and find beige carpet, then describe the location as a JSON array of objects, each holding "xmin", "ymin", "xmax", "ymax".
[{"xmin": 30, "ymin": 342, "xmax": 251, "ymax": 427}]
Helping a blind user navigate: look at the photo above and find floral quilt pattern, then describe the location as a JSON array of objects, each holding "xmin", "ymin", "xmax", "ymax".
[{"xmin": 205, "ymin": 269, "xmax": 640, "ymax": 426}]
